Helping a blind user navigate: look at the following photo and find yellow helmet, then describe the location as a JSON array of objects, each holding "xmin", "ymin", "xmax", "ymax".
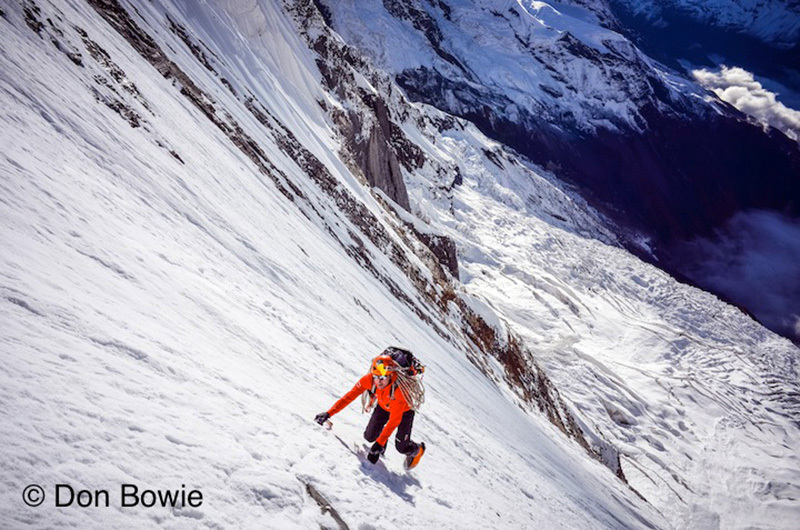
[{"xmin": 370, "ymin": 355, "xmax": 395, "ymax": 377}]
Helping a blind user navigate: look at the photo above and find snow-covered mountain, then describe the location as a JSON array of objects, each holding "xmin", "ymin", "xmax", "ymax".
[
  {"xmin": 611, "ymin": 0, "xmax": 800, "ymax": 47},
  {"xmin": 322, "ymin": 0, "xmax": 800, "ymax": 245},
  {"xmin": 608, "ymin": 0, "xmax": 800, "ymax": 108},
  {"xmin": 1, "ymin": 0, "xmax": 798, "ymax": 529},
  {"xmin": 317, "ymin": 0, "xmax": 800, "ymax": 343}
]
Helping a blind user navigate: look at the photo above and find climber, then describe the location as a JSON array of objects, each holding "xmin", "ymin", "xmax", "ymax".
[{"xmin": 315, "ymin": 348, "xmax": 426, "ymax": 469}]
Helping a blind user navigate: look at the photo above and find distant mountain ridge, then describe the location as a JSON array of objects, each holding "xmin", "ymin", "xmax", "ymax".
[{"xmin": 610, "ymin": 0, "xmax": 800, "ymax": 46}]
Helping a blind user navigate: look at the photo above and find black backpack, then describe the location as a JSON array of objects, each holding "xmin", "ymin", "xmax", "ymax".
[{"xmin": 383, "ymin": 346, "xmax": 425, "ymax": 375}]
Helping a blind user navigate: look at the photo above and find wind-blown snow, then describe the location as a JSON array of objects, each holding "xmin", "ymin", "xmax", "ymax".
[{"xmin": 1, "ymin": 1, "xmax": 799, "ymax": 529}]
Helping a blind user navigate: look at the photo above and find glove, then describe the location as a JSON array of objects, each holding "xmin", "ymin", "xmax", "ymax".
[
  {"xmin": 367, "ymin": 442, "xmax": 385, "ymax": 464},
  {"xmin": 314, "ymin": 412, "xmax": 330, "ymax": 425}
]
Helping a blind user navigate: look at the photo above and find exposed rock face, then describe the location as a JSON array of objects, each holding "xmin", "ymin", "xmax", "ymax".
[
  {"xmin": 358, "ymin": 97, "xmax": 410, "ymax": 211},
  {"xmin": 416, "ymin": 232, "xmax": 458, "ymax": 278},
  {"xmin": 307, "ymin": 27, "xmax": 413, "ymax": 211}
]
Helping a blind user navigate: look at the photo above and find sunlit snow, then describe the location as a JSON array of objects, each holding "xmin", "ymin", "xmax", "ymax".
[{"xmin": 1, "ymin": 1, "xmax": 798, "ymax": 529}]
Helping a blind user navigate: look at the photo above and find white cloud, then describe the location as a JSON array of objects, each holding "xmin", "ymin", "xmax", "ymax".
[
  {"xmin": 693, "ymin": 66, "xmax": 800, "ymax": 142},
  {"xmin": 791, "ymin": 315, "xmax": 800, "ymax": 338},
  {"xmin": 675, "ymin": 210, "xmax": 800, "ymax": 342}
]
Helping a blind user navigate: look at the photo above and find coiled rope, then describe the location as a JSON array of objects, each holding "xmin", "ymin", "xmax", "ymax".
[{"xmin": 393, "ymin": 367, "xmax": 425, "ymax": 411}]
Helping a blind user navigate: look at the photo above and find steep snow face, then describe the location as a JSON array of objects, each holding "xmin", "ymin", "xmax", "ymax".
[
  {"xmin": 611, "ymin": 0, "xmax": 800, "ymax": 47},
  {"xmin": 0, "ymin": 0, "xmax": 660, "ymax": 528}
]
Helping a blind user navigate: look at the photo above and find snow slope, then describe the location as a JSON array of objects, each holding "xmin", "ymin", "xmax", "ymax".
[
  {"xmin": 1, "ymin": 0, "xmax": 660, "ymax": 528},
  {"xmin": 1, "ymin": 0, "xmax": 799, "ymax": 529}
]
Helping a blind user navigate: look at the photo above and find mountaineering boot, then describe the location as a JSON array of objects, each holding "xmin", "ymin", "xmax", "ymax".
[{"xmin": 404, "ymin": 442, "xmax": 425, "ymax": 470}]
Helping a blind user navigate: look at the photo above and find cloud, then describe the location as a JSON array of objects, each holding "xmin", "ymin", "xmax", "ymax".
[
  {"xmin": 791, "ymin": 315, "xmax": 800, "ymax": 338},
  {"xmin": 692, "ymin": 66, "xmax": 800, "ymax": 142},
  {"xmin": 673, "ymin": 210, "xmax": 800, "ymax": 343}
]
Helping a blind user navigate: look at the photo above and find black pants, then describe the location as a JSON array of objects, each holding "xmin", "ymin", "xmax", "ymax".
[{"xmin": 364, "ymin": 406, "xmax": 419, "ymax": 454}]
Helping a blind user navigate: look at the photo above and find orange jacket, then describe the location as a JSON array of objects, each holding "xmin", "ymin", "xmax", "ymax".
[{"xmin": 327, "ymin": 373, "xmax": 410, "ymax": 446}]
